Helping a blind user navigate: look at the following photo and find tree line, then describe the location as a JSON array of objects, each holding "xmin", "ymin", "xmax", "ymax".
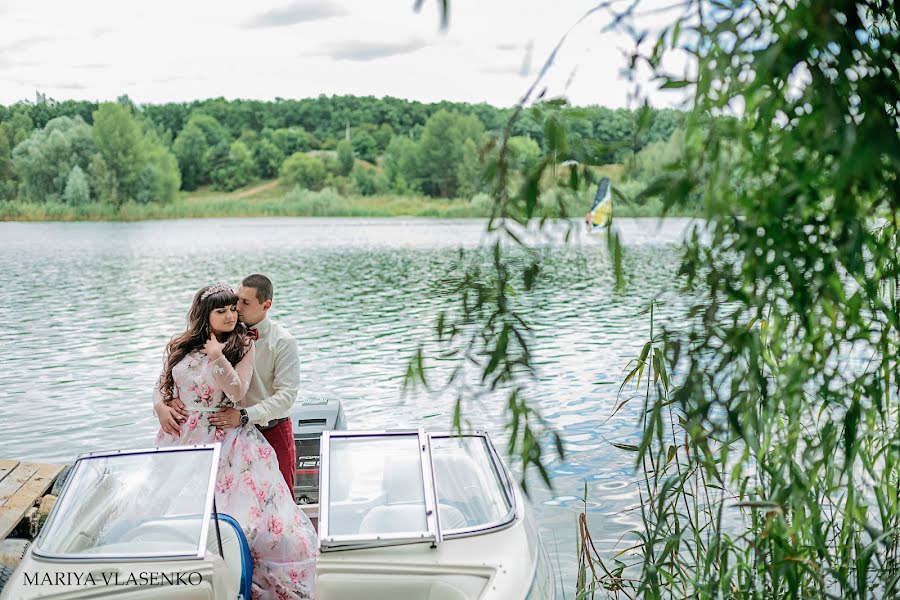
[{"xmin": 0, "ymin": 94, "xmax": 683, "ymax": 205}]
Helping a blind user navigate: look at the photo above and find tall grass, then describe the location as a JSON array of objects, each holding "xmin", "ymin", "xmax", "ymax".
[{"xmin": 572, "ymin": 285, "xmax": 900, "ymax": 599}]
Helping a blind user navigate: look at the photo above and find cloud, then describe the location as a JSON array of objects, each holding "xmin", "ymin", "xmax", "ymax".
[
  {"xmin": 0, "ymin": 35, "xmax": 52, "ymax": 68},
  {"xmin": 0, "ymin": 35, "xmax": 53, "ymax": 55},
  {"xmin": 8, "ymin": 79, "xmax": 88, "ymax": 91},
  {"xmin": 321, "ymin": 38, "xmax": 428, "ymax": 62},
  {"xmin": 152, "ymin": 76, "xmax": 189, "ymax": 84},
  {"xmin": 479, "ymin": 64, "xmax": 522, "ymax": 76},
  {"xmin": 245, "ymin": 0, "xmax": 347, "ymax": 28},
  {"xmin": 48, "ymin": 82, "xmax": 89, "ymax": 90}
]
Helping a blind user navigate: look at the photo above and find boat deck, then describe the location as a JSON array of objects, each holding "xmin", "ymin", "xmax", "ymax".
[{"xmin": 0, "ymin": 460, "xmax": 63, "ymax": 539}]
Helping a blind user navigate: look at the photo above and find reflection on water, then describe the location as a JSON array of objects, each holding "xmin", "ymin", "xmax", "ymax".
[{"xmin": 0, "ymin": 217, "xmax": 692, "ymax": 596}]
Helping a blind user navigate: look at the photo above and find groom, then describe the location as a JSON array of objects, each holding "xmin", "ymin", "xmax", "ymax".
[{"xmin": 155, "ymin": 274, "xmax": 300, "ymax": 491}]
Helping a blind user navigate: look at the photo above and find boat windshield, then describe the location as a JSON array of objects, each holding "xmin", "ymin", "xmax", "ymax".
[
  {"xmin": 33, "ymin": 446, "xmax": 219, "ymax": 559},
  {"xmin": 430, "ymin": 435, "xmax": 514, "ymax": 534},
  {"xmin": 321, "ymin": 432, "xmax": 439, "ymax": 548},
  {"xmin": 320, "ymin": 431, "xmax": 515, "ymax": 550}
]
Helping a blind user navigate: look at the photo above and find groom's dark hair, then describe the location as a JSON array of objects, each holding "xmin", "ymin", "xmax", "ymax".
[{"xmin": 242, "ymin": 274, "xmax": 273, "ymax": 303}]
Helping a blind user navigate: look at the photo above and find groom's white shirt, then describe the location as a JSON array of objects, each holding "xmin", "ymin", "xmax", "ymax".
[{"xmin": 240, "ymin": 315, "xmax": 300, "ymax": 426}]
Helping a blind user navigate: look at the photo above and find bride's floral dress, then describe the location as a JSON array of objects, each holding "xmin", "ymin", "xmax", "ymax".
[{"xmin": 155, "ymin": 345, "xmax": 317, "ymax": 600}]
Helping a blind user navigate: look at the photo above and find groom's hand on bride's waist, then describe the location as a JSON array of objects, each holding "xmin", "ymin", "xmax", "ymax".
[{"xmin": 210, "ymin": 407, "xmax": 241, "ymax": 429}]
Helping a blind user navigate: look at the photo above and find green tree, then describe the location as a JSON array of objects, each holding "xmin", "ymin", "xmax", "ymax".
[
  {"xmin": 186, "ymin": 113, "xmax": 229, "ymax": 149},
  {"xmin": 238, "ymin": 128, "xmax": 258, "ymax": 147},
  {"xmin": 63, "ymin": 165, "xmax": 90, "ymax": 205},
  {"xmin": 373, "ymin": 123, "xmax": 394, "ymax": 153},
  {"xmin": 84, "ymin": 105, "xmax": 182, "ymax": 205},
  {"xmin": 352, "ymin": 164, "xmax": 388, "ymax": 196},
  {"xmin": 11, "ymin": 116, "xmax": 95, "ymax": 202},
  {"xmin": 506, "ymin": 136, "xmax": 541, "ymax": 172},
  {"xmin": 141, "ymin": 103, "xmax": 190, "ymax": 140},
  {"xmin": 279, "ymin": 152, "xmax": 326, "ymax": 191},
  {"xmin": 171, "ymin": 113, "xmax": 230, "ymax": 190},
  {"xmin": 382, "ymin": 135, "xmax": 420, "ymax": 193},
  {"xmin": 0, "ymin": 127, "xmax": 14, "ymax": 182},
  {"xmin": 336, "ymin": 140, "xmax": 354, "ymax": 176},
  {"xmin": 252, "ymin": 139, "xmax": 284, "ymax": 179},
  {"xmin": 319, "ymin": 153, "xmax": 340, "ymax": 177},
  {"xmin": 418, "ymin": 110, "xmax": 485, "ymax": 197},
  {"xmin": 455, "ymin": 138, "xmax": 481, "ymax": 199},
  {"xmin": 0, "ymin": 128, "xmax": 14, "ymax": 200},
  {"xmin": 135, "ymin": 137, "xmax": 181, "ymax": 203},
  {"xmin": 2, "ymin": 111, "xmax": 34, "ymax": 148},
  {"xmin": 91, "ymin": 103, "xmax": 143, "ymax": 204},
  {"xmin": 211, "ymin": 141, "xmax": 255, "ymax": 191},
  {"xmin": 87, "ymin": 154, "xmax": 117, "ymax": 204},
  {"xmin": 0, "ymin": 181, "xmax": 15, "ymax": 201},
  {"xmin": 172, "ymin": 123, "xmax": 209, "ymax": 191},
  {"xmin": 270, "ymin": 127, "xmax": 313, "ymax": 156},
  {"xmin": 623, "ymin": 128, "xmax": 685, "ymax": 184},
  {"xmin": 351, "ymin": 130, "xmax": 378, "ymax": 163}
]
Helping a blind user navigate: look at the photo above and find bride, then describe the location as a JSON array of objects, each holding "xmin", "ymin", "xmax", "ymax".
[{"xmin": 153, "ymin": 283, "xmax": 317, "ymax": 600}]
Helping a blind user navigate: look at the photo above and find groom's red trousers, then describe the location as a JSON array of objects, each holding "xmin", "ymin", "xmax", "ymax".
[{"xmin": 260, "ymin": 419, "xmax": 295, "ymax": 492}]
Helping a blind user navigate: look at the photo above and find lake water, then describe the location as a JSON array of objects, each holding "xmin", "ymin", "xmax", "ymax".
[{"xmin": 0, "ymin": 217, "xmax": 694, "ymax": 597}]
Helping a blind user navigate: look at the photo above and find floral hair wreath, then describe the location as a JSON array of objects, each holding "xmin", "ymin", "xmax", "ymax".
[{"xmin": 200, "ymin": 283, "xmax": 234, "ymax": 302}]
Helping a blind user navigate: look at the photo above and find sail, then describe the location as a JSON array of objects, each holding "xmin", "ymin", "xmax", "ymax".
[{"xmin": 586, "ymin": 177, "xmax": 612, "ymax": 229}]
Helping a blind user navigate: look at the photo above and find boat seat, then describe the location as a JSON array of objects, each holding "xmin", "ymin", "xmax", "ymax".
[
  {"xmin": 102, "ymin": 514, "xmax": 251, "ymax": 599},
  {"xmin": 369, "ymin": 452, "xmax": 480, "ymax": 533},
  {"xmin": 359, "ymin": 503, "xmax": 468, "ymax": 535},
  {"xmin": 383, "ymin": 455, "xmax": 424, "ymax": 504}
]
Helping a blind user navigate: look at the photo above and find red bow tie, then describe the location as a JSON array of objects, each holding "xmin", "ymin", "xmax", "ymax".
[{"xmin": 246, "ymin": 329, "xmax": 259, "ymax": 340}]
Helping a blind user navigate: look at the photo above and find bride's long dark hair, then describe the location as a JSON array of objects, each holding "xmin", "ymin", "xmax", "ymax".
[{"xmin": 158, "ymin": 284, "xmax": 250, "ymax": 403}]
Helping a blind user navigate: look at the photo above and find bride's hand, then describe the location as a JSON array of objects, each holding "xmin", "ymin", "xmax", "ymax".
[{"xmin": 203, "ymin": 331, "xmax": 225, "ymax": 358}]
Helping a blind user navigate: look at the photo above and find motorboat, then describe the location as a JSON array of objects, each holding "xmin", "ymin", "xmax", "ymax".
[{"xmin": 0, "ymin": 430, "xmax": 555, "ymax": 599}]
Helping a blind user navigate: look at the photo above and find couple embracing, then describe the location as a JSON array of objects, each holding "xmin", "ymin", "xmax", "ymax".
[{"xmin": 152, "ymin": 274, "xmax": 317, "ymax": 600}]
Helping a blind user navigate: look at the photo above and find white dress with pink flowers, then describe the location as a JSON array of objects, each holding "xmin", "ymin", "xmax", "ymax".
[{"xmin": 155, "ymin": 347, "xmax": 318, "ymax": 600}]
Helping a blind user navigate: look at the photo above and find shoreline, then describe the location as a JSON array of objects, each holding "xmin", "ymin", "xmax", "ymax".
[
  {"xmin": 0, "ymin": 212, "xmax": 694, "ymax": 222},
  {"xmin": 0, "ymin": 190, "xmax": 695, "ymax": 222}
]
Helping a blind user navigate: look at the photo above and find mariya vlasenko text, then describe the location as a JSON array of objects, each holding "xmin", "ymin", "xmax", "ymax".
[{"xmin": 21, "ymin": 570, "xmax": 204, "ymax": 587}]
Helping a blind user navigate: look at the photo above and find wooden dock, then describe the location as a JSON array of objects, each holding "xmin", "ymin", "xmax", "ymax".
[{"xmin": 0, "ymin": 461, "xmax": 63, "ymax": 540}]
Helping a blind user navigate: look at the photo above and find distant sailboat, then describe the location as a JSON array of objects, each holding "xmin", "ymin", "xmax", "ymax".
[{"xmin": 585, "ymin": 177, "xmax": 612, "ymax": 231}]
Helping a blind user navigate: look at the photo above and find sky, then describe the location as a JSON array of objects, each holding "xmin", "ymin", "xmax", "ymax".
[{"xmin": 0, "ymin": 0, "xmax": 692, "ymax": 109}]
